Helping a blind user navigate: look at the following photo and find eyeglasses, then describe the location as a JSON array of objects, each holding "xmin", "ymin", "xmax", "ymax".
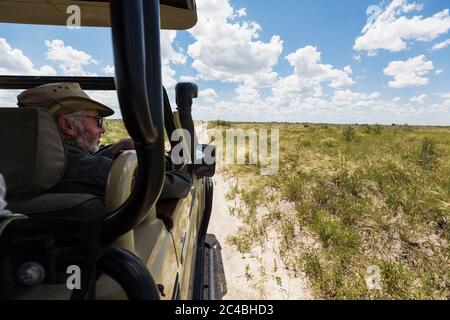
[{"xmin": 79, "ymin": 115, "xmax": 104, "ymax": 128}]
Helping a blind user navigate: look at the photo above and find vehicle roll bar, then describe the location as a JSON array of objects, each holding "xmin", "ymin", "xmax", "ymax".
[
  {"xmin": 0, "ymin": 76, "xmax": 115, "ymax": 90},
  {"xmin": 176, "ymin": 82, "xmax": 198, "ymax": 165},
  {"xmin": 98, "ymin": 247, "xmax": 160, "ymax": 300},
  {"xmin": 101, "ymin": 0, "xmax": 165, "ymax": 242},
  {"xmin": 0, "ymin": 0, "xmax": 167, "ymax": 243}
]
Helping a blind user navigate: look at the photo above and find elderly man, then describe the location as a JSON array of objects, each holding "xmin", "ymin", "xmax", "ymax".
[{"xmin": 17, "ymin": 82, "xmax": 192, "ymax": 200}]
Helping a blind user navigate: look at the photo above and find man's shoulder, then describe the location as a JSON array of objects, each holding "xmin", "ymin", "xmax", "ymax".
[
  {"xmin": 66, "ymin": 144, "xmax": 83, "ymax": 153},
  {"xmin": 66, "ymin": 145, "xmax": 112, "ymax": 165},
  {"xmin": 52, "ymin": 144, "xmax": 113, "ymax": 197}
]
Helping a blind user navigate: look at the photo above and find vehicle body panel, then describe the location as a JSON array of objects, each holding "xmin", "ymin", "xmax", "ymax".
[{"xmin": 0, "ymin": 0, "xmax": 197, "ymax": 30}]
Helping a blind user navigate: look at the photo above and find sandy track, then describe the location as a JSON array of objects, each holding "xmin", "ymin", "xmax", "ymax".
[
  {"xmin": 196, "ymin": 122, "xmax": 312, "ymax": 300},
  {"xmin": 206, "ymin": 173, "xmax": 312, "ymax": 299}
]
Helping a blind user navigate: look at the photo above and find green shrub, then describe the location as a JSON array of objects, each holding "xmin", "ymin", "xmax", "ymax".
[
  {"xmin": 418, "ymin": 138, "xmax": 438, "ymax": 170},
  {"xmin": 321, "ymin": 137, "xmax": 337, "ymax": 148},
  {"xmin": 374, "ymin": 125, "xmax": 383, "ymax": 135},
  {"xmin": 342, "ymin": 126, "xmax": 356, "ymax": 142},
  {"xmin": 363, "ymin": 125, "xmax": 372, "ymax": 134},
  {"xmin": 209, "ymin": 119, "xmax": 232, "ymax": 127}
]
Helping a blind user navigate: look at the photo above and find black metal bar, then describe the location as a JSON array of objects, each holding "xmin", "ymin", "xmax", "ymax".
[
  {"xmin": 163, "ymin": 87, "xmax": 177, "ymax": 149},
  {"xmin": 101, "ymin": 0, "xmax": 164, "ymax": 242},
  {"xmin": 192, "ymin": 177, "xmax": 214, "ymax": 300},
  {"xmin": 98, "ymin": 246, "xmax": 160, "ymax": 300},
  {"xmin": 108, "ymin": 0, "xmax": 157, "ymax": 143},
  {"xmin": 0, "ymin": 75, "xmax": 115, "ymax": 90},
  {"xmin": 176, "ymin": 82, "xmax": 198, "ymax": 166},
  {"xmin": 142, "ymin": 0, "xmax": 166, "ymax": 162}
]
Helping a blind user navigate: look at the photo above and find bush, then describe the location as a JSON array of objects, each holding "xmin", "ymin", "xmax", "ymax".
[
  {"xmin": 402, "ymin": 124, "xmax": 413, "ymax": 131},
  {"xmin": 374, "ymin": 125, "xmax": 383, "ymax": 135},
  {"xmin": 418, "ymin": 138, "xmax": 438, "ymax": 170},
  {"xmin": 321, "ymin": 137, "xmax": 337, "ymax": 148},
  {"xmin": 209, "ymin": 120, "xmax": 231, "ymax": 127},
  {"xmin": 342, "ymin": 126, "xmax": 356, "ymax": 142}
]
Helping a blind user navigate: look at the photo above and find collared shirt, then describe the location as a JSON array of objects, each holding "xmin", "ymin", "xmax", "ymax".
[
  {"xmin": 49, "ymin": 144, "xmax": 193, "ymax": 200},
  {"xmin": 49, "ymin": 144, "xmax": 112, "ymax": 197}
]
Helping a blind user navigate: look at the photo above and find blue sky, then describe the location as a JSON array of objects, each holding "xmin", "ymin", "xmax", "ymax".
[{"xmin": 1, "ymin": 0, "xmax": 450, "ymax": 125}]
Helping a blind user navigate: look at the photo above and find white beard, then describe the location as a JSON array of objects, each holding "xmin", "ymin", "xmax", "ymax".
[{"xmin": 74, "ymin": 127, "xmax": 99, "ymax": 154}]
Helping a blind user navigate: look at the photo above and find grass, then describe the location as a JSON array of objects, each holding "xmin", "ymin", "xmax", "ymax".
[
  {"xmin": 211, "ymin": 122, "xmax": 450, "ymax": 300},
  {"xmin": 103, "ymin": 119, "xmax": 450, "ymax": 299},
  {"xmin": 208, "ymin": 119, "xmax": 232, "ymax": 128}
]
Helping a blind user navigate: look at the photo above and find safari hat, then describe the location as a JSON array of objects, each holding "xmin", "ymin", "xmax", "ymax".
[{"xmin": 17, "ymin": 82, "xmax": 114, "ymax": 117}]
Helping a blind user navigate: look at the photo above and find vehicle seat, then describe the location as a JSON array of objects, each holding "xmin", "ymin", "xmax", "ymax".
[{"xmin": 0, "ymin": 108, "xmax": 106, "ymax": 222}]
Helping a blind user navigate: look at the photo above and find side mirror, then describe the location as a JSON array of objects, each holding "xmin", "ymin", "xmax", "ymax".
[{"xmin": 193, "ymin": 144, "xmax": 216, "ymax": 178}]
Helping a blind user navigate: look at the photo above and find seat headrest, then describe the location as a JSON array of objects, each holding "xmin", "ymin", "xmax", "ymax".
[{"xmin": 0, "ymin": 108, "xmax": 66, "ymax": 200}]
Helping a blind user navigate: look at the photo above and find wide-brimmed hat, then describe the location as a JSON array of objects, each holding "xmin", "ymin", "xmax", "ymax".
[{"xmin": 17, "ymin": 82, "xmax": 114, "ymax": 117}]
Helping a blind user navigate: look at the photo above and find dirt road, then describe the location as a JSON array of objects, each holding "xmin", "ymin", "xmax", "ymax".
[
  {"xmin": 195, "ymin": 122, "xmax": 312, "ymax": 300},
  {"xmin": 207, "ymin": 173, "xmax": 312, "ymax": 300}
]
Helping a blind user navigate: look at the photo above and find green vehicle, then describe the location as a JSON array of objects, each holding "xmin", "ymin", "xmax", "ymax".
[{"xmin": 0, "ymin": 0, "xmax": 216, "ymax": 300}]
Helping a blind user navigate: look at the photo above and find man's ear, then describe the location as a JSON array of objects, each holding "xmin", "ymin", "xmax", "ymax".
[{"xmin": 58, "ymin": 116, "xmax": 76, "ymax": 137}]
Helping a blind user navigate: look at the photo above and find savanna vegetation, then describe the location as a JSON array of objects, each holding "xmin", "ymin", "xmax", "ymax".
[
  {"xmin": 212, "ymin": 122, "xmax": 450, "ymax": 300},
  {"xmin": 103, "ymin": 119, "xmax": 449, "ymax": 299},
  {"xmin": 101, "ymin": 119, "xmax": 129, "ymax": 145}
]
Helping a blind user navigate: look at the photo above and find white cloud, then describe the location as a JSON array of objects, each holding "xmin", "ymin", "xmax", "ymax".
[
  {"xmin": 198, "ymin": 88, "xmax": 219, "ymax": 103},
  {"xmin": 353, "ymin": 54, "xmax": 362, "ymax": 62},
  {"xmin": 192, "ymin": 81, "xmax": 450, "ymax": 125},
  {"xmin": 332, "ymin": 89, "xmax": 380, "ymax": 107},
  {"xmin": 410, "ymin": 94, "xmax": 427, "ymax": 104},
  {"xmin": 194, "ymin": 85, "xmax": 399, "ymax": 124},
  {"xmin": 0, "ymin": 37, "xmax": 56, "ymax": 76},
  {"xmin": 431, "ymin": 38, "xmax": 450, "ymax": 51},
  {"xmin": 187, "ymin": 0, "xmax": 283, "ymax": 87},
  {"xmin": 180, "ymin": 75, "xmax": 199, "ymax": 82},
  {"xmin": 401, "ymin": 2, "xmax": 424, "ymax": 13},
  {"xmin": 38, "ymin": 65, "xmax": 57, "ymax": 76},
  {"xmin": 183, "ymin": 0, "xmax": 450, "ymax": 125},
  {"xmin": 439, "ymin": 93, "xmax": 450, "ymax": 107},
  {"xmin": 266, "ymin": 75, "xmax": 309, "ymax": 109},
  {"xmin": 86, "ymin": 91, "xmax": 121, "ymax": 119},
  {"xmin": 103, "ymin": 65, "xmax": 115, "ymax": 75},
  {"xmin": 234, "ymin": 8, "xmax": 247, "ymax": 18},
  {"xmin": 354, "ymin": 0, "xmax": 450, "ymax": 55},
  {"xmin": 45, "ymin": 39, "xmax": 98, "ymax": 76},
  {"xmin": 0, "ymin": 89, "xmax": 22, "ymax": 109},
  {"xmin": 161, "ymin": 30, "xmax": 187, "ymax": 89},
  {"xmin": 344, "ymin": 66, "xmax": 353, "ymax": 74},
  {"xmin": 435, "ymin": 69, "xmax": 444, "ymax": 75},
  {"xmin": 234, "ymin": 84, "xmax": 261, "ymax": 103},
  {"xmin": 286, "ymin": 46, "xmax": 354, "ymax": 89},
  {"xmin": 262, "ymin": 46, "xmax": 354, "ymax": 111},
  {"xmin": 302, "ymin": 96, "xmax": 329, "ymax": 109},
  {"xmin": 383, "ymin": 55, "xmax": 434, "ymax": 88}
]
